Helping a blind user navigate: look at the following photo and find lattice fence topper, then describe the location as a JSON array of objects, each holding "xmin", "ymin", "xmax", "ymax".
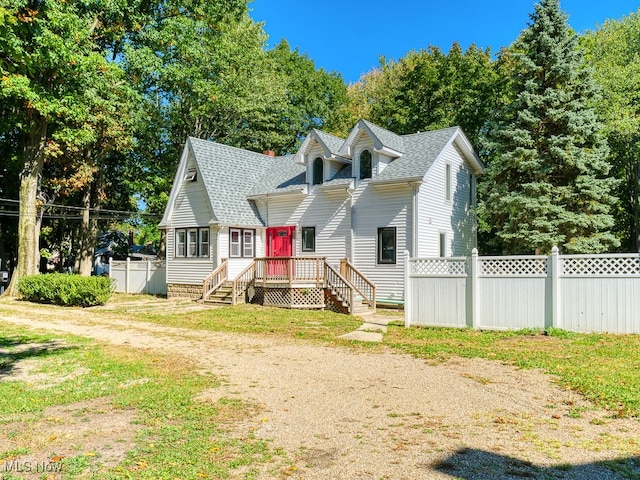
[
  {"xmin": 480, "ymin": 257, "xmax": 547, "ymax": 276},
  {"xmin": 562, "ymin": 256, "xmax": 640, "ymax": 276},
  {"xmin": 411, "ymin": 258, "xmax": 467, "ymax": 275}
]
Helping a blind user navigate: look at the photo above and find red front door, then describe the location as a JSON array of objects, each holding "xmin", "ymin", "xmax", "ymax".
[{"xmin": 266, "ymin": 226, "xmax": 295, "ymax": 277}]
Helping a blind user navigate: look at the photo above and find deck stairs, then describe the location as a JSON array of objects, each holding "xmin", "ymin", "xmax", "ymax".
[
  {"xmin": 202, "ymin": 257, "xmax": 376, "ymax": 315},
  {"xmin": 203, "ymin": 281, "xmax": 235, "ymax": 306}
]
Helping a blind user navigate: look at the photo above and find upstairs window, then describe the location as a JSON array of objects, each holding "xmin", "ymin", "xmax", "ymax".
[
  {"xmin": 359, "ymin": 149, "xmax": 372, "ymax": 179},
  {"xmin": 445, "ymin": 163, "xmax": 452, "ymax": 202},
  {"xmin": 312, "ymin": 157, "xmax": 324, "ymax": 185}
]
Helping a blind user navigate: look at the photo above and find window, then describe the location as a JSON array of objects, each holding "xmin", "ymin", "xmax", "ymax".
[
  {"xmin": 230, "ymin": 228, "xmax": 255, "ymax": 258},
  {"xmin": 469, "ymin": 173, "xmax": 475, "ymax": 207},
  {"xmin": 243, "ymin": 230, "xmax": 254, "ymax": 257},
  {"xmin": 176, "ymin": 230, "xmax": 186, "ymax": 257},
  {"xmin": 301, "ymin": 227, "xmax": 315, "ymax": 252},
  {"xmin": 312, "ymin": 157, "xmax": 324, "ymax": 185},
  {"xmin": 439, "ymin": 232, "xmax": 447, "ymax": 257},
  {"xmin": 359, "ymin": 149, "xmax": 372, "ymax": 179},
  {"xmin": 199, "ymin": 229, "xmax": 209, "ymax": 257},
  {"xmin": 187, "ymin": 229, "xmax": 198, "ymax": 257},
  {"xmin": 445, "ymin": 163, "xmax": 452, "ymax": 202},
  {"xmin": 184, "ymin": 169, "xmax": 197, "ymax": 182},
  {"xmin": 175, "ymin": 227, "xmax": 209, "ymax": 258},
  {"xmin": 377, "ymin": 227, "xmax": 396, "ymax": 264}
]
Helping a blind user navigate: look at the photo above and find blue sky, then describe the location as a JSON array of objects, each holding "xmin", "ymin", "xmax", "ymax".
[{"xmin": 249, "ymin": 1, "xmax": 639, "ymax": 83}]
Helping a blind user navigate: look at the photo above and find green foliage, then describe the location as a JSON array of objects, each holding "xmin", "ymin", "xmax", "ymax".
[
  {"xmin": 334, "ymin": 42, "xmax": 500, "ymax": 152},
  {"xmin": 479, "ymin": 0, "xmax": 619, "ymax": 254},
  {"xmin": 582, "ymin": 10, "xmax": 640, "ymax": 251},
  {"xmin": 18, "ymin": 273, "xmax": 112, "ymax": 306}
]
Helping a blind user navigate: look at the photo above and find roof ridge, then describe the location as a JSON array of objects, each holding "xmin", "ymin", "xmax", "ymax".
[
  {"xmin": 401, "ymin": 126, "xmax": 460, "ymax": 138},
  {"xmin": 188, "ymin": 136, "xmax": 283, "ymax": 159}
]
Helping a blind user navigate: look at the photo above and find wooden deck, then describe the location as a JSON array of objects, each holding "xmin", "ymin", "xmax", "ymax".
[{"xmin": 202, "ymin": 257, "xmax": 376, "ymax": 315}]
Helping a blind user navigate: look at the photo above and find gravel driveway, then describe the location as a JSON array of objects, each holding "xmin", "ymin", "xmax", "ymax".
[{"xmin": 1, "ymin": 299, "xmax": 638, "ymax": 479}]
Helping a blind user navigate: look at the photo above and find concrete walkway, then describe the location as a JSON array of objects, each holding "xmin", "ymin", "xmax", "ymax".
[{"xmin": 338, "ymin": 314, "xmax": 401, "ymax": 342}]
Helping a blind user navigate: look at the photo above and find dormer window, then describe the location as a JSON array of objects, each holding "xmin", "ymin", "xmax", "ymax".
[
  {"xmin": 359, "ymin": 150, "xmax": 372, "ymax": 179},
  {"xmin": 312, "ymin": 157, "xmax": 324, "ymax": 185}
]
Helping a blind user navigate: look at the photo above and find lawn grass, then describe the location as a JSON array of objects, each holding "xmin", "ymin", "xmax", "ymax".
[
  {"xmin": 118, "ymin": 302, "xmax": 364, "ymax": 342},
  {"xmin": 0, "ymin": 322, "xmax": 285, "ymax": 479},
  {"xmin": 383, "ymin": 324, "xmax": 640, "ymax": 417},
  {"xmin": 108, "ymin": 295, "xmax": 640, "ymax": 418}
]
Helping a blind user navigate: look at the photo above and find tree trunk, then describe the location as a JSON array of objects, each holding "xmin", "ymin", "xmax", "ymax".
[
  {"xmin": 78, "ymin": 185, "xmax": 93, "ymax": 276},
  {"xmin": 78, "ymin": 156, "xmax": 102, "ymax": 276},
  {"xmin": 4, "ymin": 112, "xmax": 47, "ymax": 296}
]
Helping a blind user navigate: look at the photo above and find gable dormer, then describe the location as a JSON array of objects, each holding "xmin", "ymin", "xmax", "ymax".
[
  {"xmin": 293, "ymin": 129, "xmax": 349, "ymax": 185},
  {"xmin": 338, "ymin": 120, "xmax": 405, "ymax": 159},
  {"xmin": 338, "ymin": 120, "xmax": 405, "ymax": 180}
]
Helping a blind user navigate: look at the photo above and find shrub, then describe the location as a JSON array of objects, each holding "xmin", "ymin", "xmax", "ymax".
[{"xmin": 18, "ymin": 273, "xmax": 113, "ymax": 307}]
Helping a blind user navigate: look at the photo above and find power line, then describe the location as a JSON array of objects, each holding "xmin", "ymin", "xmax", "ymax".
[{"xmin": 0, "ymin": 197, "xmax": 161, "ymax": 218}]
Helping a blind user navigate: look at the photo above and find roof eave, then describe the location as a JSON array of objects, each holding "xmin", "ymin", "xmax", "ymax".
[{"xmin": 247, "ymin": 187, "xmax": 308, "ymax": 200}]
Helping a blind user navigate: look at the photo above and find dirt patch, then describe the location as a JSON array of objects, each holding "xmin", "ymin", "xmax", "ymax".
[
  {"xmin": 0, "ymin": 397, "xmax": 140, "ymax": 479},
  {"xmin": 0, "ymin": 298, "xmax": 639, "ymax": 479}
]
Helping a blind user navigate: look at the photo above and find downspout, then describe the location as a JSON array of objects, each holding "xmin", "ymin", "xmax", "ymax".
[
  {"xmin": 410, "ymin": 182, "xmax": 420, "ymax": 257},
  {"xmin": 346, "ymin": 187, "xmax": 354, "ymax": 260}
]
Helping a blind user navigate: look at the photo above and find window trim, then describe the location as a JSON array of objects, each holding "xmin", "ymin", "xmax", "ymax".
[
  {"xmin": 301, "ymin": 226, "xmax": 316, "ymax": 252},
  {"xmin": 377, "ymin": 227, "xmax": 397, "ymax": 265},
  {"xmin": 445, "ymin": 162, "xmax": 452, "ymax": 202},
  {"xmin": 359, "ymin": 149, "xmax": 372, "ymax": 180},
  {"xmin": 312, "ymin": 157, "xmax": 324, "ymax": 185},
  {"xmin": 439, "ymin": 232, "xmax": 447, "ymax": 258},
  {"xmin": 175, "ymin": 227, "xmax": 210, "ymax": 258},
  {"xmin": 176, "ymin": 230, "xmax": 186, "ymax": 258},
  {"xmin": 229, "ymin": 228, "xmax": 255, "ymax": 258}
]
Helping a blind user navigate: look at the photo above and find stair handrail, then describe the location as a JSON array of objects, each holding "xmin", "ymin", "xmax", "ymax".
[
  {"xmin": 203, "ymin": 259, "xmax": 228, "ymax": 299},
  {"xmin": 325, "ymin": 261, "xmax": 357, "ymax": 313},
  {"xmin": 340, "ymin": 258, "xmax": 377, "ymax": 313},
  {"xmin": 231, "ymin": 260, "xmax": 257, "ymax": 305}
]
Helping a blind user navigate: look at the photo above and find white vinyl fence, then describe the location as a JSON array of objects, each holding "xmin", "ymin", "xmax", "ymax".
[
  {"xmin": 404, "ymin": 248, "xmax": 640, "ymax": 334},
  {"xmin": 109, "ymin": 258, "xmax": 167, "ymax": 295}
]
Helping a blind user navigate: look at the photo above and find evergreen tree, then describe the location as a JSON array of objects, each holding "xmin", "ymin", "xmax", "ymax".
[{"xmin": 478, "ymin": 0, "xmax": 619, "ymax": 254}]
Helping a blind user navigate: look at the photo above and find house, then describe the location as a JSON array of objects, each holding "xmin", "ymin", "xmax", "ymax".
[{"xmin": 159, "ymin": 120, "xmax": 484, "ymax": 310}]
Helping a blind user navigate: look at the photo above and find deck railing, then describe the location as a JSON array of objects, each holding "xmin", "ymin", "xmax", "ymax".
[
  {"xmin": 254, "ymin": 257, "xmax": 325, "ymax": 285},
  {"xmin": 202, "ymin": 258, "xmax": 228, "ymax": 299},
  {"xmin": 325, "ymin": 262, "xmax": 355, "ymax": 311},
  {"xmin": 340, "ymin": 258, "xmax": 377, "ymax": 313},
  {"xmin": 203, "ymin": 257, "xmax": 375, "ymax": 314},
  {"xmin": 231, "ymin": 261, "xmax": 257, "ymax": 305}
]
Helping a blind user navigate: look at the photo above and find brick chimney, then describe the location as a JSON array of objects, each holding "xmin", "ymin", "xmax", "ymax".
[{"xmin": 263, "ymin": 150, "xmax": 276, "ymax": 157}]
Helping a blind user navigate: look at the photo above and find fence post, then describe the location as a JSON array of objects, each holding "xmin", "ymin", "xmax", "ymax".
[
  {"xmin": 403, "ymin": 250, "xmax": 411, "ymax": 328},
  {"xmin": 125, "ymin": 257, "xmax": 130, "ymax": 294},
  {"xmin": 549, "ymin": 246, "xmax": 560, "ymax": 329},
  {"xmin": 468, "ymin": 248, "xmax": 479, "ymax": 329},
  {"xmin": 108, "ymin": 257, "xmax": 113, "ymax": 282},
  {"xmin": 146, "ymin": 260, "xmax": 151, "ymax": 294}
]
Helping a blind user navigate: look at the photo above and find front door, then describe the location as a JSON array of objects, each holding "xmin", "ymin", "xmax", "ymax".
[{"xmin": 266, "ymin": 226, "xmax": 295, "ymax": 277}]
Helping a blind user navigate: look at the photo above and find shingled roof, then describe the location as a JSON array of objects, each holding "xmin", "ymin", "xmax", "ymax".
[
  {"xmin": 189, "ymin": 138, "xmax": 280, "ymax": 225},
  {"xmin": 161, "ymin": 122, "xmax": 482, "ymax": 227},
  {"xmin": 373, "ymin": 126, "xmax": 462, "ymax": 183}
]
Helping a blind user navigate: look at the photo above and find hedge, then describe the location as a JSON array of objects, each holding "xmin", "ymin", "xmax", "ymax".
[{"xmin": 18, "ymin": 273, "xmax": 113, "ymax": 307}]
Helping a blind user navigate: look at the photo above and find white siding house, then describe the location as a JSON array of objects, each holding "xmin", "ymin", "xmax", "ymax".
[{"xmin": 160, "ymin": 120, "xmax": 484, "ymax": 302}]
